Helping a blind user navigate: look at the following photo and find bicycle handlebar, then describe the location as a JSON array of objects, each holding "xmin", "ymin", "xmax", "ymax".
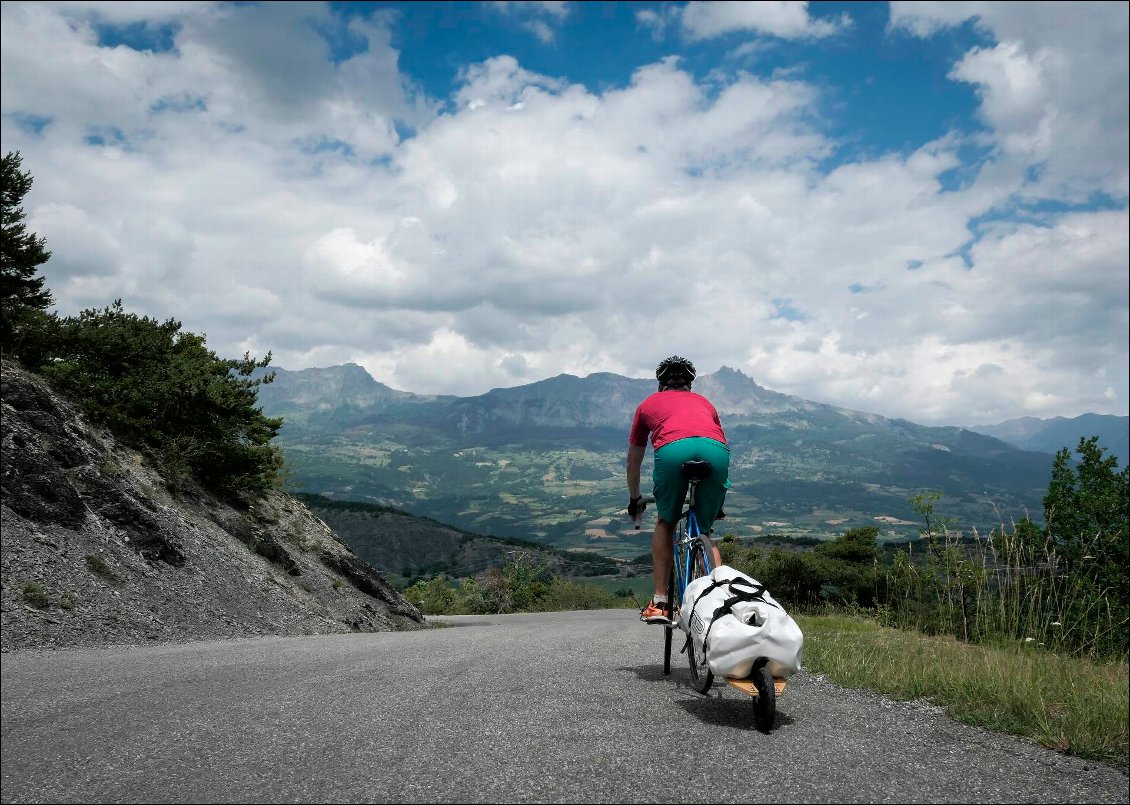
[{"xmin": 632, "ymin": 495, "xmax": 656, "ymax": 529}]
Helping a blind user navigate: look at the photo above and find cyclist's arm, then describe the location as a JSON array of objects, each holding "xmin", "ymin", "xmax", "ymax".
[{"xmin": 626, "ymin": 442, "xmax": 646, "ymax": 499}]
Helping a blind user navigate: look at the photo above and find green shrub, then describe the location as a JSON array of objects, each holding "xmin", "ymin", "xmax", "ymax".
[
  {"xmin": 533, "ymin": 576, "xmax": 625, "ymax": 611},
  {"xmin": 34, "ymin": 300, "xmax": 283, "ymax": 498},
  {"xmin": 405, "ymin": 576, "xmax": 458, "ymax": 615},
  {"xmin": 722, "ymin": 543, "xmax": 824, "ymax": 608},
  {"xmin": 502, "ymin": 554, "xmax": 551, "ymax": 611},
  {"xmin": 21, "ymin": 582, "xmax": 51, "ymax": 608},
  {"xmin": 85, "ymin": 554, "xmax": 125, "ymax": 586},
  {"xmin": 1044, "ymin": 437, "xmax": 1128, "ymax": 653},
  {"xmin": 405, "ymin": 556, "xmax": 634, "ymax": 616}
]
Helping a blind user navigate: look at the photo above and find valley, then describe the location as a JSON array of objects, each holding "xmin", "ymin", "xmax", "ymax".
[{"xmin": 260, "ymin": 364, "xmax": 1060, "ymax": 558}]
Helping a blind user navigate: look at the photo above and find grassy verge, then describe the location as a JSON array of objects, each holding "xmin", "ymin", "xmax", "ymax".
[{"xmin": 796, "ymin": 613, "xmax": 1130, "ymax": 769}]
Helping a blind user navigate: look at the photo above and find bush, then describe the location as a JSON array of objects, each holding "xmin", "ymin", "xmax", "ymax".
[
  {"xmin": 812, "ymin": 526, "xmax": 885, "ymax": 607},
  {"xmin": 21, "ymin": 582, "xmax": 51, "ymax": 608},
  {"xmin": 85, "ymin": 554, "xmax": 125, "ymax": 586},
  {"xmin": 404, "ymin": 576, "xmax": 457, "ymax": 615},
  {"xmin": 721, "ymin": 537, "xmax": 836, "ymax": 608},
  {"xmin": 533, "ymin": 576, "xmax": 625, "ymax": 612},
  {"xmin": 1045, "ymin": 438, "xmax": 1128, "ymax": 641},
  {"xmin": 405, "ymin": 555, "xmax": 632, "ymax": 615},
  {"xmin": 34, "ymin": 300, "xmax": 283, "ymax": 497}
]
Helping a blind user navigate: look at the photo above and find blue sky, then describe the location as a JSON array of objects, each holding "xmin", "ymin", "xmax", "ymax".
[
  {"xmin": 1, "ymin": 1, "xmax": 1127, "ymax": 427},
  {"xmin": 369, "ymin": 1, "xmax": 989, "ymax": 160}
]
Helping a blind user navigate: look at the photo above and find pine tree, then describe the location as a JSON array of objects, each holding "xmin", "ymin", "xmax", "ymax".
[{"xmin": 1, "ymin": 151, "xmax": 54, "ymax": 350}]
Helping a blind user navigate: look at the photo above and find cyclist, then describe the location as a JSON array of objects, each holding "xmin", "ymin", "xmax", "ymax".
[{"xmin": 627, "ymin": 356, "xmax": 730, "ymax": 624}]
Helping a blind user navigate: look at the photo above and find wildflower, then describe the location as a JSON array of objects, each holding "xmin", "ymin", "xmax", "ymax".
[
  {"xmin": 1051, "ymin": 621, "xmax": 1062, "ymax": 628},
  {"xmin": 1024, "ymin": 637, "xmax": 1036, "ymax": 643}
]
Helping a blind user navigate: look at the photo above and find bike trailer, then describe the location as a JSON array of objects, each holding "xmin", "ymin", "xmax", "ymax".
[{"xmin": 678, "ymin": 565, "xmax": 804, "ymax": 680}]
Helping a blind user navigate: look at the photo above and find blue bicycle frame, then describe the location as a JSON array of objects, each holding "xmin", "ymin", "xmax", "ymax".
[
  {"xmin": 663, "ymin": 476, "xmax": 716, "ymax": 677},
  {"xmin": 671, "ymin": 480, "xmax": 713, "ymax": 605}
]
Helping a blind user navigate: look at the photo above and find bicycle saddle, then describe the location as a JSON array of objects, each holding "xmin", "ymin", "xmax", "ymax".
[{"xmin": 681, "ymin": 459, "xmax": 713, "ymax": 480}]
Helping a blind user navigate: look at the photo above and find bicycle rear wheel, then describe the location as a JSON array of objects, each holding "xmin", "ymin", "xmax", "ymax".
[
  {"xmin": 751, "ymin": 663, "xmax": 776, "ymax": 733},
  {"xmin": 685, "ymin": 540, "xmax": 714, "ymax": 693}
]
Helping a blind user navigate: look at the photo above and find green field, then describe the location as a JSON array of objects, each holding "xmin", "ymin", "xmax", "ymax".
[{"xmin": 279, "ymin": 437, "xmax": 958, "ymax": 561}]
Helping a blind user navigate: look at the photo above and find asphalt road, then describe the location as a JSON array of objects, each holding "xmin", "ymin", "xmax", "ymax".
[{"xmin": 2, "ymin": 609, "xmax": 1127, "ymax": 804}]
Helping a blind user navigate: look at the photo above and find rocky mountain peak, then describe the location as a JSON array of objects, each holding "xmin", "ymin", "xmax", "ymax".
[{"xmin": 713, "ymin": 365, "xmax": 746, "ymax": 377}]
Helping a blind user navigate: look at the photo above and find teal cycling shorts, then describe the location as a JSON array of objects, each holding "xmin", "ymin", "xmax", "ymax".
[{"xmin": 652, "ymin": 437, "xmax": 730, "ymax": 533}]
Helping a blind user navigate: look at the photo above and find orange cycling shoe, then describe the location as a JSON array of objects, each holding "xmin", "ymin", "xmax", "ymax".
[{"xmin": 640, "ymin": 601, "xmax": 672, "ymax": 624}]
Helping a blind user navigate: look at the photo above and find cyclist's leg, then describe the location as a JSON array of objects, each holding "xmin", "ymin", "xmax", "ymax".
[
  {"xmin": 643, "ymin": 516, "xmax": 677, "ymax": 624},
  {"xmin": 650, "ymin": 517, "xmax": 675, "ymax": 600},
  {"xmin": 650, "ymin": 441, "xmax": 690, "ymax": 602}
]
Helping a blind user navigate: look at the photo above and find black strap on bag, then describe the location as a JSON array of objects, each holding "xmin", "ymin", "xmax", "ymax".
[
  {"xmin": 686, "ymin": 578, "xmax": 729, "ymax": 615},
  {"xmin": 688, "ymin": 576, "xmax": 770, "ymax": 620},
  {"xmin": 695, "ymin": 576, "xmax": 780, "ymax": 658}
]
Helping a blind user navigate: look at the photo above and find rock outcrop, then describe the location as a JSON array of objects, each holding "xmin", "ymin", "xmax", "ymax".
[{"xmin": 0, "ymin": 358, "xmax": 424, "ymax": 653}]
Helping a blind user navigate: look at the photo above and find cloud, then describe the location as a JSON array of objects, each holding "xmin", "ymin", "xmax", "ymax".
[
  {"xmin": 636, "ymin": 1, "xmax": 848, "ymax": 43},
  {"xmin": 37, "ymin": 0, "xmax": 218, "ymax": 24},
  {"xmin": 487, "ymin": 0, "xmax": 571, "ymax": 44},
  {"xmin": 304, "ymin": 227, "xmax": 410, "ymax": 307},
  {"xmin": 453, "ymin": 55, "xmax": 568, "ymax": 110},
  {"xmin": 27, "ymin": 202, "xmax": 123, "ymax": 279},
  {"xmin": 891, "ymin": 1, "xmax": 1129, "ymax": 201},
  {"xmin": 1, "ymin": 1, "xmax": 1126, "ymax": 426},
  {"xmin": 680, "ymin": 1, "xmax": 850, "ymax": 41}
]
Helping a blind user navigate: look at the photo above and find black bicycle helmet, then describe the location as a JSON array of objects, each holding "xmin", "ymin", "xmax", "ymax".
[{"xmin": 656, "ymin": 355, "xmax": 696, "ymax": 389}]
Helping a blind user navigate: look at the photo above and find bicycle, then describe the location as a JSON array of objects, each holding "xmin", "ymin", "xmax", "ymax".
[{"xmin": 634, "ymin": 459, "xmax": 783, "ymax": 733}]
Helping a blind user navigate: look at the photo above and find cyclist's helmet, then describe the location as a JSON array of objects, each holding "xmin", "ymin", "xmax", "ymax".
[{"xmin": 656, "ymin": 355, "xmax": 696, "ymax": 390}]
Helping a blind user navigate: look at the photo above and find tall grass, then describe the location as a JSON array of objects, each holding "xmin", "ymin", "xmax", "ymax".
[{"xmin": 879, "ymin": 496, "xmax": 1125, "ymax": 660}]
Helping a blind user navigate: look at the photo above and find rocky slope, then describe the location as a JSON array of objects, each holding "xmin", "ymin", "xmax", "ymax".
[{"xmin": 0, "ymin": 358, "xmax": 424, "ymax": 653}]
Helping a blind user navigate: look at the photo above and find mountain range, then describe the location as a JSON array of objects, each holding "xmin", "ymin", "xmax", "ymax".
[
  {"xmin": 254, "ymin": 363, "xmax": 1126, "ymax": 558},
  {"xmin": 967, "ymin": 414, "xmax": 1127, "ymax": 467}
]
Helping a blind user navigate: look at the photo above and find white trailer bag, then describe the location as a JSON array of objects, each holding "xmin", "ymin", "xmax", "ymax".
[{"xmin": 678, "ymin": 565, "xmax": 804, "ymax": 680}]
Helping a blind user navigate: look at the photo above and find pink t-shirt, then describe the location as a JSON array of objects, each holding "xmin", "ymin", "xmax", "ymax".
[{"xmin": 629, "ymin": 390, "xmax": 727, "ymax": 451}]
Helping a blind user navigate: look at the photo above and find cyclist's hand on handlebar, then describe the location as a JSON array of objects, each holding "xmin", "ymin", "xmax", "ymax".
[{"xmin": 628, "ymin": 496, "xmax": 647, "ymax": 519}]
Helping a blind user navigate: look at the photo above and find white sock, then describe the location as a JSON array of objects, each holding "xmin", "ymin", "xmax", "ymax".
[{"xmin": 653, "ymin": 595, "xmax": 667, "ymax": 605}]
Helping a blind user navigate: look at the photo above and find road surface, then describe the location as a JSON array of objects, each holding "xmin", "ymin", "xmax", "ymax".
[{"xmin": 2, "ymin": 609, "xmax": 1127, "ymax": 803}]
